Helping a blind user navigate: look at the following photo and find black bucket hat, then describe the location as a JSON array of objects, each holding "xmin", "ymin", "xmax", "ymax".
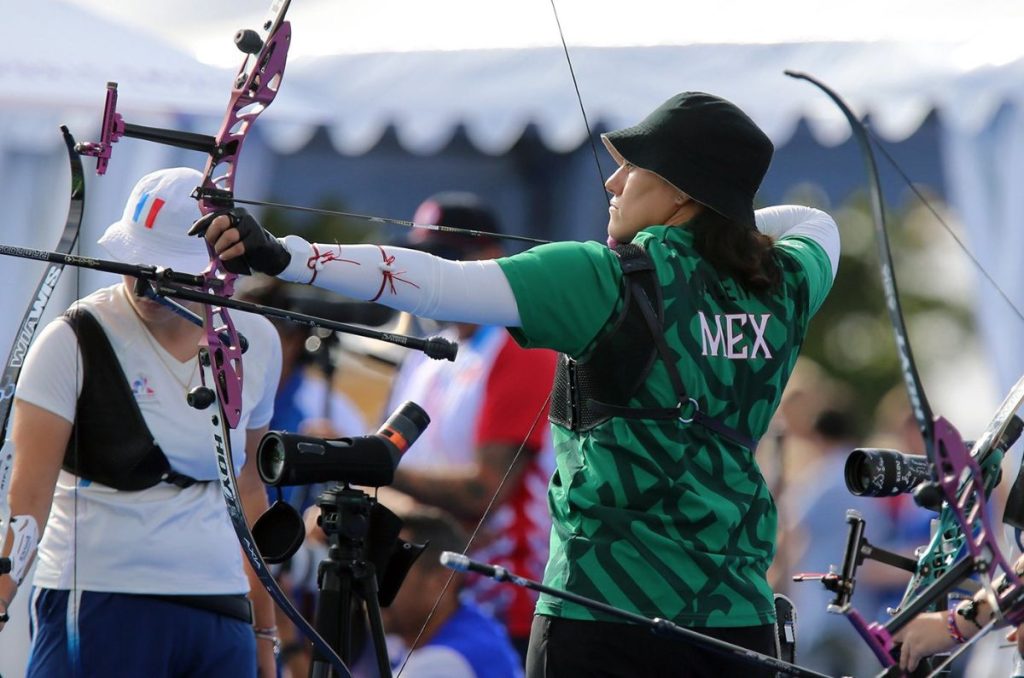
[{"xmin": 601, "ymin": 92, "xmax": 773, "ymax": 229}]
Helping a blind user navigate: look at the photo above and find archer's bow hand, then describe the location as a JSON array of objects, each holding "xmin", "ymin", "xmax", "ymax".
[{"xmin": 190, "ymin": 208, "xmax": 291, "ymax": 276}]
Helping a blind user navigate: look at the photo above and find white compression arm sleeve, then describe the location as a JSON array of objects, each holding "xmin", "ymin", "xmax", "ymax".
[
  {"xmin": 276, "ymin": 236, "xmax": 522, "ymax": 327},
  {"xmin": 755, "ymin": 205, "xmax": 840, "ymax": 281}
]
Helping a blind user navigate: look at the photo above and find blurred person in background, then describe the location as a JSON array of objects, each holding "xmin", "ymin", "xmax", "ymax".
[
  {"xmin": 382, "ymin": 193, "xmax": 557, "ymax": 661},
  {"xmin": 762, "ymin": 357, "xmax": 830, "ymax": 596},
  {"xmin": 382, "ymin": 507, "xmax": 523, "ymax": 678}
]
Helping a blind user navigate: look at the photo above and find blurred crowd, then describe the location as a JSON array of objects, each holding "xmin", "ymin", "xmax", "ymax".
[{"xmin": 253, "ymin": 193, "xmax": 553, "ymax": 678}]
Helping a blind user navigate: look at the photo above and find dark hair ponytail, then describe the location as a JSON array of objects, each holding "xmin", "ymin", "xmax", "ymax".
[{"xmin": 690, "ymin": 210, "xmax": 781, "ymax": 292}]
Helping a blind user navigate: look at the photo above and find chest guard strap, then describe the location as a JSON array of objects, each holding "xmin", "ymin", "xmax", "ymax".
[
  {"xmin": 548, "ymin": 244, "xmax": 757, "ymax": 451},
  {"xmin": 62, "ymin": 308, "xmax": 202, "ymax": 491}
]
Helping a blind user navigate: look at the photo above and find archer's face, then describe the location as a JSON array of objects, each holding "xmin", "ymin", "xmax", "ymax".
[{"xmin": 604, "ymin": 161, "xmax": 690, "ymax": 245}]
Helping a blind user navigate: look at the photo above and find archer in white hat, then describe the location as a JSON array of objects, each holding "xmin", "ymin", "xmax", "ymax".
[{"xmin": 0, "ymin": 167, "xmax": 282, "ymax": 677}]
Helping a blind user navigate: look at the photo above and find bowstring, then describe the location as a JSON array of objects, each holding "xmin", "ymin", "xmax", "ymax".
[
  {"xmin": 398, "ymin": 3, "xmax": 607, "ymax": 670},
  {"xmin": 547, "ymin": 0, "xmax": 610, "ymax": 204},
  {"xmin": 868, "ymin": 128, "xmax": 1024, "ymax": 327},
  {"xmin": 395, "ymin": 393, "xmax": 551, "ymax": 676},
  {"xmin": 400, "ymin": 3, "xmax": 608, "ymax": 672},
  {"xmin": 220, "ymin": 196, "xmax": 552, "ymax": 246},
  {"xmin": 71, "ymin": 152, "xmax": 82, "ymax": 675}
]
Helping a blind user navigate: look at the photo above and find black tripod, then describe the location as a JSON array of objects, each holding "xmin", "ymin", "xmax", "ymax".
[{"xmin": 309, "ymin": 485, "xmax": 394, "ymax": 678}]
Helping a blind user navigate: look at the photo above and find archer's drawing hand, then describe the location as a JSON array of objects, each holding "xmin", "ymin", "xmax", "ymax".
[{"xmin": 191, "ymin": 208, "xmax": 291, "ymax": 276}]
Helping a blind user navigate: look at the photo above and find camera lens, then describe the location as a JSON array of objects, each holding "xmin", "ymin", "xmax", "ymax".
[
  {"xmin": 378, "ymin": 401, "xmax": 430, "ymax": 455},
  {"xmin": 257, "ymin": 433, "xmax": 287, "ymax": 485}
]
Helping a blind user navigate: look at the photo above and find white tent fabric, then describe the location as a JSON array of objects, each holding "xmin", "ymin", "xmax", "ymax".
[
  {"xmin": 3, "ymin": 3, "xmax": 1022, "ymax": 413},
  {"xmin": 941, "ymin": 106, "xmax": 1024, "ymax": 395},
  {"xmin": 283, "ymin": 42, "xmax": 1024, "ymax": 154}
]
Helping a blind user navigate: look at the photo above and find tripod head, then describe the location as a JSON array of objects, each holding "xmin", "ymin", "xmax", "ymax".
[
  {"xmin": 305, "ymin": 484, "xmax": 426, "ymax": 678},
  {"xmin": 314, "ymin": 484, "xmax": 424, "ymax": 608}
]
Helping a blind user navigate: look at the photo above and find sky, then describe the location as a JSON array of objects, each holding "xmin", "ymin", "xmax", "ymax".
[{"xmin": 66, "ymin": 0, "xmax": 1024, "ymax": 69}]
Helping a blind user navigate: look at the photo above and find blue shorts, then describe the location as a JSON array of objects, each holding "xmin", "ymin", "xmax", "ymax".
[{"xmin": 27, "ymin": 588, "xmax": 256, "ymax": 678}]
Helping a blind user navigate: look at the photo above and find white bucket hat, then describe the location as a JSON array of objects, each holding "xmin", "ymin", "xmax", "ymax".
[{"xmin": 98, "ymin": 167, "xmax": 211, "ymax": 273}]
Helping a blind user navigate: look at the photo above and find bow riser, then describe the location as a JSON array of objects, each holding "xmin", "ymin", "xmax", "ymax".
[
  {"xmin": 195, "ymin": 12, "xmax": 291, "ymax": 430},
  {"xmin": 896, "ymin": 448, "xmax": 1004, "ymax": 603},
  {"xmin": 197, "ymin": 21, "xmax": 291, "ymax": 222}
]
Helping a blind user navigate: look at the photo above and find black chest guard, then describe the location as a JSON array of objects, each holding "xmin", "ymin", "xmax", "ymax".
[
  {"xmin": 548, "ymin": 244, "xmax": 756, "ymax": 451},
  {"xmin": 549, "ymin": 244, "xmax": 663, "ymax": 431},
  {"xmin": 62, "ymin": 307, "xmax": 201, "ymax": 491}
]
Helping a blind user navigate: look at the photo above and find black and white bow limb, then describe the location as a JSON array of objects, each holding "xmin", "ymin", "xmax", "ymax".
[
  {"xmin": 0, "ymin": 128, "xmax": 84, "ymax": 572},
  {"xmin": 787, "ymin": 71, "xmax": 1024, "ymax": 675}
]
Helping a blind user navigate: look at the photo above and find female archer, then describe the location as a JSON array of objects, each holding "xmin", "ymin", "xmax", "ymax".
[
  {"xmin": 201, "ymin": 92, "xmax": 840, "ymax": 676},
  {"xmin": 0, "ymin": 168, "xmax": 282, "ymax": 677}
]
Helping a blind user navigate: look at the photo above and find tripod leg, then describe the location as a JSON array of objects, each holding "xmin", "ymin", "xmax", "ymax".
[
  {"xmin": 310, "ymin": 593, "xmax": 340, "ymax": 676},
  {"xmin": 310, "ymin": 561, "xmax": 354, "ymax": 678},
  {"xmin": 359, "ymin": 569, "xmax": 392, "ymax": 678},
  {"xmin": 337, "ymin": 567, "xmax": 355, "ymax": 666}
]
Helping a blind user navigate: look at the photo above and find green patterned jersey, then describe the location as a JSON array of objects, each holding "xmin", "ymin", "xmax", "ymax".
[{"xmin": 496, "ymin": 224, "xmax": 834, "ymax": 627}]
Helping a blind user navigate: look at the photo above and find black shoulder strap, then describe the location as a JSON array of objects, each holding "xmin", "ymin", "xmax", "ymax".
[
  {"xmin": 606, "ymin": 245, "xmax": 758, "ymax": 452},
  {"xmin": 615, "ymin": 245, "xmax": 690, "ymax": 409},
  {"xmin": 585, "ymin": 244, "xmax": 680, "ymax": 422},
  {"xmin": 62, "ymin": 307, "xmax": 200, "ymax": 490}
]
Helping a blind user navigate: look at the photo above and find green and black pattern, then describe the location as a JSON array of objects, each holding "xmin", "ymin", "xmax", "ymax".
[{"xmin": 498, "ymin": 224, "xmax": 833, "ymax": 628}]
